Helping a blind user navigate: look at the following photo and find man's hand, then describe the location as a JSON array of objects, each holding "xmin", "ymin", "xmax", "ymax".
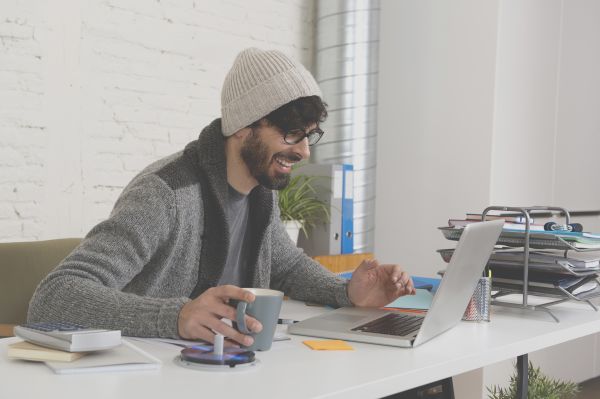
[
  {"xmin": 177, "ymin": 285, "xmax": 263, "ymax": 346},
  {"xmin": 347, "ymin": 259, "xmax": 416, "ymax": 307}
]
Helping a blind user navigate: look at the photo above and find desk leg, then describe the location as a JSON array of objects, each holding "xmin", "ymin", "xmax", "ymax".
[
  {"xmin": 441, "ymin": 377, "xmax": 454, "ymax": 399},
  {"xmin": 516, "ymin": 354, "xmax": 528, "ymax": 399},
  {"xmin": 384, "ymin": 377, "xmax": 454, "ymax": 399}
]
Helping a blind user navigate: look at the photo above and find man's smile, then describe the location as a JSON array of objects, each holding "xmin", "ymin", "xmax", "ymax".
[{"xmin": 272, "ymin": 153, "xmax": 301, "ymax": 173}]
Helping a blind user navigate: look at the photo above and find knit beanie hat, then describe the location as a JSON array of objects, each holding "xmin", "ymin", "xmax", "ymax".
[{"xmin": 220, "ymin": 48, "xmax": 322, "ymax": 136}]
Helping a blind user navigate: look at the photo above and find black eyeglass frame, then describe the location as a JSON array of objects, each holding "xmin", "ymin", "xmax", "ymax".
[{"xmin": 282, "ymin": 127, "xmax": 324, "ymax": 146}]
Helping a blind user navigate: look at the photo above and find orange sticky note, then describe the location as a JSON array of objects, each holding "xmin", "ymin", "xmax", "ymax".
[{"xmin": 302, "ymin": 339, "xmax": 354, "ymax": 351}]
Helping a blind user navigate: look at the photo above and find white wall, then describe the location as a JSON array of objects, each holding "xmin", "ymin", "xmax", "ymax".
[
  {"xmin": 377, "ymin": 0, "xmax": 600, "ymax": 277},
  {"xmin": 377, "ymin": 0, "xmax": 600, "ymax": 286},
  {"xmin": 376, "ymin": 0, "xmax": 499, "ymax": 274},
  {"xmin": 0, "ymin": 0, "xmax": 315, "ymax": 241},
  {"xmin": 491, "ymin": 0, "xmax": 600, "ymax": 211},
  {"xmin": 553, "ymin": 0, "xmax": 600, "ymax": 211},
  {"xmin": 377, "ymin": 0, "xmax": 600, "ymax": 395},
  {"xmin": 490, "ymin": 0, "xmax": 562, "ymax": 206},
  {"xmin": 486, "ymin": 0, "xmax": 600, "ymax": 393}
]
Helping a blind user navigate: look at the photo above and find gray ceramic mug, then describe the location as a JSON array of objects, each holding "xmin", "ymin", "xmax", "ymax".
[{"xmin": 235, "ymin": 288, "xmax": 284, "ymax": 351}]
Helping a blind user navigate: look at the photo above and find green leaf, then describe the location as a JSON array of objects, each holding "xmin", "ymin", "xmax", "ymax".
[
  {"xmin": 277, "ymin": 172, "xmax": 331, "ymax": 238},
  {"xmin": 487, "ymin": 361, "xmax": 579, "ymax": 399}
]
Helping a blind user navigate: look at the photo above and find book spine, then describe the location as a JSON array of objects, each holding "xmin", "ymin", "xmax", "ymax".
[{"xmin": 466, "ymin": 213, "xmax": 533, "ymax": 223}]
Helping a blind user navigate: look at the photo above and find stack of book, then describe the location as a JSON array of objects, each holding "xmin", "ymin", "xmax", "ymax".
[
  {"xmin": 7, "ymin": 339, "xmax": 161, "ymax": 374},
  {"xmin": 7, "ymin": 341, "xmax": 86, "ymax": 362},
  {"xmin": 444, "ymin": 212, "xmax": 600, "ymax": 250},
  {"xmin": 448, "ymin": 212, "xmax": 544, "ymax": 231}
]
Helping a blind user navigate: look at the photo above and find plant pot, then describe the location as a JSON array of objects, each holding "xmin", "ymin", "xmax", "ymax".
[{"xmin": 283, "ymin": 220, "xmax": 301, "ymax": 244}]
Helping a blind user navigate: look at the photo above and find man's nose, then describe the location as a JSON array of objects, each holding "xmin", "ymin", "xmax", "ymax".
[{"xmin": 294, "ymin": 137, "xmax": 311, "ymax": 160}]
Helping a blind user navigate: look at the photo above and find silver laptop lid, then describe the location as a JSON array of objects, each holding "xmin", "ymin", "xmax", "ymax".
[
  {"xmin": 288, "ymin": 219, "xmax": 503, "ymax": 347},
  {"xmin": 412, "ymin": 219, "xmax": 503, "ymax": 346}
]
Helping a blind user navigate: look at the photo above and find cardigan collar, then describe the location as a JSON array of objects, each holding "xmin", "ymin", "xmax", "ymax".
[
  {"xmin": 185, "ymin": 119, "xmax": 274, "ymax": 291},
  {"xmin": 192, "ymin": 118, "xmax": 274, "ymax": 215}
]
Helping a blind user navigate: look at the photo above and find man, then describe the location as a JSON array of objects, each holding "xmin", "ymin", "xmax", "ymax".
[{"xmin": 29, "ymin": 48, "xmax": 415, "ymax": 347}]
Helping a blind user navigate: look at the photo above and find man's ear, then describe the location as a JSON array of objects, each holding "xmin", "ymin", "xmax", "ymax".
[{"xmin": 233, "ymin": 127, "xmax": 252, "ymax": 140}]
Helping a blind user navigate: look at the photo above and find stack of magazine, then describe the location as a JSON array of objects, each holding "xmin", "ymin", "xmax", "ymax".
[
  {"xmin": 446, "ymin": 212, "xmax": 600, "ymax": 250},
  {"xmin": 440, "ymin": 212, "xmax": 600, "ymax": 300}
]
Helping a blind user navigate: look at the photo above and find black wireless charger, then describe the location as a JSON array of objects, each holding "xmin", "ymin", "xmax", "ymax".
[{"xmin": 175, "ymin": 334, "xmax": 259, "ymax": 371}]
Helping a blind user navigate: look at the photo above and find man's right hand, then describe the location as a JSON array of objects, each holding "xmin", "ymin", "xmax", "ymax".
[{"xmin": 177, "ymin": 285, "xmax": 263, "ymax": 346}]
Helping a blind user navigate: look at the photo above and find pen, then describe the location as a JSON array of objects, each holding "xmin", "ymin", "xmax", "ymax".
[{"xmin": 277, "ymin": 318, "xmax": 298, "ymax": 325}]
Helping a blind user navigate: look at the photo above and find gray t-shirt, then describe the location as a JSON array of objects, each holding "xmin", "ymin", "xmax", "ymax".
[{"xmin": 218, "ymin": 184, "xmax": 249, "ymax": 286}]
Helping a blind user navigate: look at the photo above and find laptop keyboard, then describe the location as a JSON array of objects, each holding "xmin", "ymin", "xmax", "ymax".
[{"xmin": 351, "ymin": 313, "xmax": 424, "ymax": 337}]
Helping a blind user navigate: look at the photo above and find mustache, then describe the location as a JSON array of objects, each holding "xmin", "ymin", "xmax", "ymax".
[{"xmin": 274, "ymin": 152, "xmax": 302, "ymax": 163}]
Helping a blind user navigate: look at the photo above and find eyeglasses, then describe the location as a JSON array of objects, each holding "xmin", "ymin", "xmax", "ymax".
[{"xmin": 282, "ymin": 127, "xmax": 324, "ymax": 146}]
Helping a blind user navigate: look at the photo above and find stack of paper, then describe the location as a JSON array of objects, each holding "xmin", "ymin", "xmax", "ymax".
[
  {"xmin": 440, "ymin": 213, "xmax": 600, "ymax": 309},
  {"xmin": 490, "ymin": 267, "xmax": 599, "ymax": 294},
  {"xmin": 438, "ymin": 247, "xmax": 600, "ymax": 297},
  {"xmin": 448, "ymin": 219, "xmax": 546, "ymax": 231},
  {"xmin": 382, "ymin": 289, "xmax": 434, "ymax": 312},
  {"xmin": 440, "ymin": 226, "xmax": 600, "ymax": 250},
  {"xmin": 8, "ymin": 341, "xmax": 86, "ymax": 362},
  {"xmin": 45, "ymin": 339, "xmax": 161, "ymax": 374},
  {"xmin": 448, "ymin": 212, "xmax": 541, "ymax": 230},
  {"xmin": 490, "ymin": 249, "xmax": 600, "ymax": 273}
]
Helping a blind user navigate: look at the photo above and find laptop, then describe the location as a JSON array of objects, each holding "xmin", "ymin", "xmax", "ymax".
[{"xmin": 289, "ymin": 219, "xmax": 504, "ymax": 347}]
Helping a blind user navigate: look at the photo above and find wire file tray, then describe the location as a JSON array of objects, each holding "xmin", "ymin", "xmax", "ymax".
[{"xmin": 440, "ymin": 205, "xmax": 600, "ymax": 322}]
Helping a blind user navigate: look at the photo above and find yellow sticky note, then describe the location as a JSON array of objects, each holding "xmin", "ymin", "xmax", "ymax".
[{"xmin": 302, "ymin": 339, "xmax": 354, "ymax": 351}]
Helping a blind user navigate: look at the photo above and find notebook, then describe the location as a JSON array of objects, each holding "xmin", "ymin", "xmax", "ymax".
[
  {"xmin": 8, "ymin": 341, "xmax": 86, "ymax": 362},
  {"xmin": 289, "ymin": 220, "xmax": 503, "ymax": 347},
  {"xmin": 45, "ymin": 339, "xmax": 161, "ymax": 374}
]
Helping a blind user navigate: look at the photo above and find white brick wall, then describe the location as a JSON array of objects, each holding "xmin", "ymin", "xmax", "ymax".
[{"xmin": 0, "ymin": 0, "xmax": 315, "ymax": 241}]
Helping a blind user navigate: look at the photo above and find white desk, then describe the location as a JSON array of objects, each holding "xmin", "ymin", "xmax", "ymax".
[{"xmin": 2, "ymin": 299, "xmax": 600, "ymax": 399}]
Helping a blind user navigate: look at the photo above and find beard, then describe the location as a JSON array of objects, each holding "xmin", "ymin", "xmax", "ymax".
[{"xmin": 240, "ymin": 130, "xmax": 300, "ymax": 190}]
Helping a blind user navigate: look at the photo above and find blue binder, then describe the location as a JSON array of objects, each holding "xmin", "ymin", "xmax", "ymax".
[
  {"xmin": 341, "ymin": 164, "xmax": 354, "ymax": 254},
  {"xmin": 294, "ymin": 163, "xmax": 352, "ymax": 256}
]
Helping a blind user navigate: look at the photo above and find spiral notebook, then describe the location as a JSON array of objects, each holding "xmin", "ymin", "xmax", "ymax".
[{"xmin": 45, "ymin": 339, "xmax": 161, "ymax": 374}]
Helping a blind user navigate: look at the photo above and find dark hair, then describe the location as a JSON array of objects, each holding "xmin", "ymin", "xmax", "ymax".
[{"xmin": 249, "ymin": 96, "xmax": 328, "ymax": 131}]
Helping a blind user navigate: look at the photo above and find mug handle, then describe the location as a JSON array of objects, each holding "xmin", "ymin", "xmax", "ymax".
[{"xmin": 236, "ymin": 301, "xmax": 251, "ymax": 334}]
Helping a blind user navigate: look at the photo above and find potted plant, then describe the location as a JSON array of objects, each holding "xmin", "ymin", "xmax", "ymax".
[
  {"xmin": 278, "ymin": 173, "xmax": 330, "ymax": 244},
  {"xmin": 487, "ymin": 361, "xmax": 579, "ymax": 399}
]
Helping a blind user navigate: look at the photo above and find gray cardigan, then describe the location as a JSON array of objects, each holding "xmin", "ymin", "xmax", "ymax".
[{"xmin": 28, "ymin": 119, "xmax": 351, "ymax": 338}]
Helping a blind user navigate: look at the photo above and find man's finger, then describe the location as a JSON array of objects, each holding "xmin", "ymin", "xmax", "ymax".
[
  {"xmin": 395, "ymin": 272, "xmax": 415, "ymax": 294},
  {"xmin": 208, "ymin": 319, "xmax": 254, "ymax": 347},
  {"xmin": 213, "ymin": 285, "xmax": 255, "ymax": 303},
  {"xmin": 223, "ymin": 338, "xmax": 241, "ymax": 348},
  {"xmin": 385, "ymin": 265, "xmax": 404, "ymax": 282},
  {"xmin": 244, "ymin": 315, "xmax": 262, "ymax": 333},
  {"xmin": 211, "ymin": 302, "xmax": 239, "ymax": 322},
  {"xmin": 404, "ymin": 276, "xmax": 416, "ymax": 294},
  {"xmin": 187, "ymin": 324, "xmax": 218, "ymax": 344},
  {"xmin": 211, "ymin": 303, "xmax": 263, "ymax": 333}
]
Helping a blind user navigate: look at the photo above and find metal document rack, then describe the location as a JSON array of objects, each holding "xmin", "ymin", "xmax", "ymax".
[{"xmin": 440, "ymin": 206, "xmax": 600, "ymax": 322}]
